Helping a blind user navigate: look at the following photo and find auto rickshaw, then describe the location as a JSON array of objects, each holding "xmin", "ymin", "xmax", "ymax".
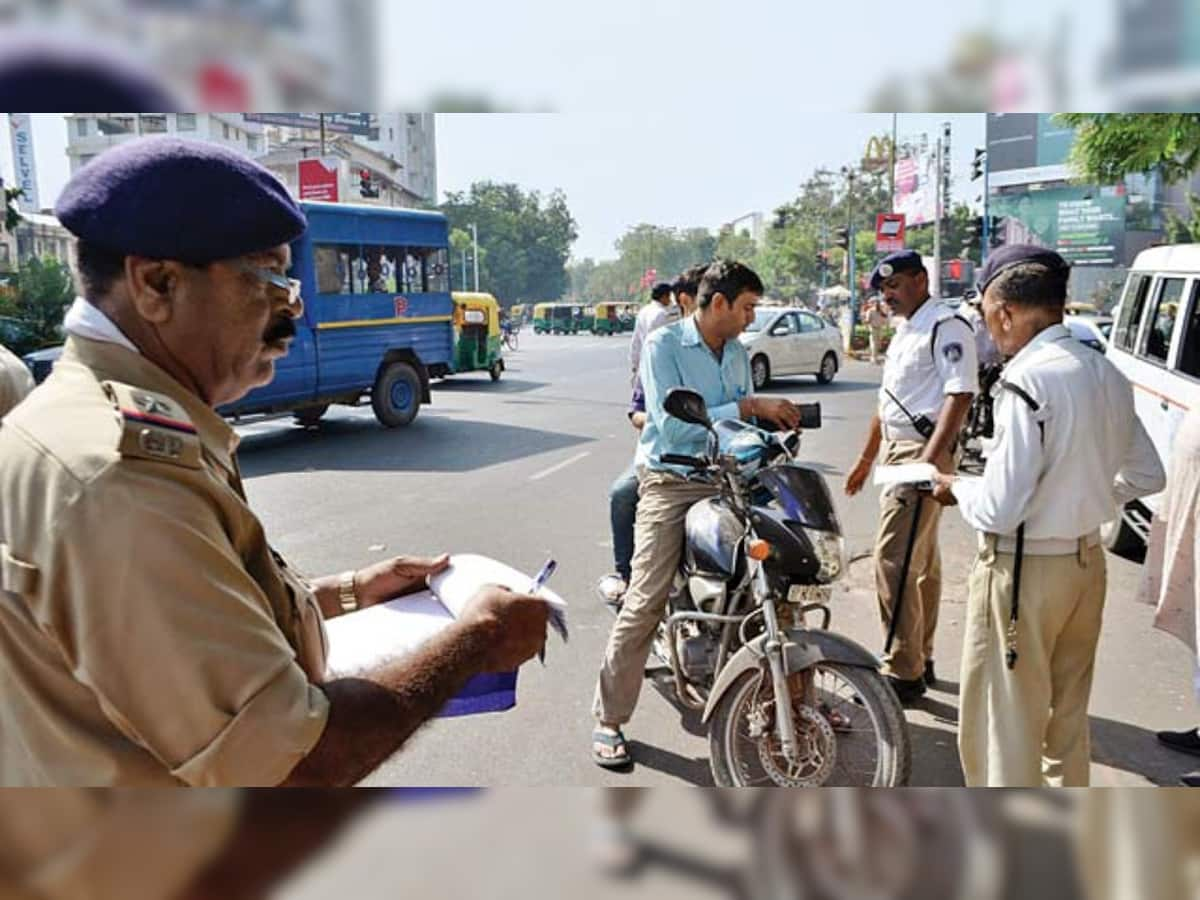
[
  {"xmin": 533, "ymin": 302, "xmax": 553, "ymax": 334},
  {"xmin": 548, "ymin": 303, "xmax": 580, "ymax": 334},
  {"xmin": 578, "ymin": 305, "xmax": 596, "ymax": 333},
  {"xmin": 510, "ymin": 303, "xmax": 527, "ymax": 324},
  {"xmin": 618, "ymin": 302, "xmax": 639, "ymax": 332},
  {"xmin": 592, "ymin": 301, "xmax": 622, "ymax": 335},
  {"xmin": 450, "ymin": 292, "xmax": 504, "ymax": 381}
]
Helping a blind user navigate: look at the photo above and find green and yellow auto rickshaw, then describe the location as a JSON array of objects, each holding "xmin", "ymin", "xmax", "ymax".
[
  {"xmin": 577, "ymin": 305, "xmax": 596, "ymax": 333},
  {"xmin": 618, "ymin": 302, "xmax": 639, "ymax": 332},
  {"xmin": 533, "ymin": 302, "xmax": 553, "ymax": 334},
  {"xmin": 510, "ymin": 303, "xmax": 528, "ymax": 324},
  {"xmin": 592, "ymin": 301, "xmax": 622, "ymax": 335},
  {"xmin": 548, "ymin": 303, "xmax": 580, "ymax": 334},
  {"xmin": 450, "ymin": 292, "xmax": 504, "ymax": 381}
]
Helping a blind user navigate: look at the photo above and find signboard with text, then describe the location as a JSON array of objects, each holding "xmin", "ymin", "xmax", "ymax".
[
  {"xmin": 875, "ymin": 213, "xmax": 906, "ymax": 252},
  {"xmin": 7, "ymin": 114, "xmax": 39, "ymax": 212},
  {"xmin": 990, "ymin": 184, "xmax": 1127, "ymax": 267},
  {"xmin": 297, "ymin": 157, "xmax": 339, "ymax": 202},
  {"xmin": 246, "ymin": 113, "xmax": 374, "ymax": 137}
]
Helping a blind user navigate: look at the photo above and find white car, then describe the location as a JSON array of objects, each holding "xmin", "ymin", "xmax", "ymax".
[
  {"xmin": 1064, "ymin": 314, "xmax": 1113, "ymax": 352},
  {"xmin": 739, "ymin": 307, "xmax": 842, "ymax": 389}
]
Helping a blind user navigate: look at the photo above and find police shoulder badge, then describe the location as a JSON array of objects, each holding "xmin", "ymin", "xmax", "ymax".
[
  {"xmin": 942, "ymin": 342, "xmax": 964, "ymax": 364},
  {"xmin": 102, "ymin": 381, "xmax": 203, "ymax": 469}
]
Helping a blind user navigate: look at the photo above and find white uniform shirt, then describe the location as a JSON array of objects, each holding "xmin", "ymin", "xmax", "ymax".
[
  {"xmin": 629, "ymin": 300, "xmax": 680, "ymax": 384},
  {"xmin": 952, "ymin": 324, "xmax": 1166, "ymax": 542},
  {"xmin": 879, "ymin": 298, "xmax": 979, "ymax": 441},
  {"xmin": 956, "ymin": 300, "xmax": 1002, "ymax": 368}
]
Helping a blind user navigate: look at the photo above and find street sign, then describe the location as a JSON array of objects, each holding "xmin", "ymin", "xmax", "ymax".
[
  {"xmin": 875, "ymin": 213, "xmax": 906, "ymax": 252},
  {"xmin": 7, "ymin": 114, "xmax": 38, "ymax": 213},
  {"xmin": 297, "ymin": 158, "xmax": 339, "ymax": 202}
]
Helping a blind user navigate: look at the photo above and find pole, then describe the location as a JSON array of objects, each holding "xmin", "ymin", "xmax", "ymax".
[
  {"xmin": 319, "ymin": 113, "xmax": 326, "ymax": 157},
  {"xmin": 470, "ymin": 222, "xmax": 479, "ymax": 291},
  {"xmin": 847, "ymin": 172, "xmax": 857, "ymax": 328},
  {"xmin": 981, "ymin": 148, "xmax": 991, "ymax": 265},
  {"xmin": 932, "ymin": 137, "xmax": 943, "ymax": 299},
  {"xmin": 461, "ymin": 247, "xmax": 467, "ymax": 290},
  {"xmin": 889, "ymin": 112, "xmax": 898, "ymax": 213}
]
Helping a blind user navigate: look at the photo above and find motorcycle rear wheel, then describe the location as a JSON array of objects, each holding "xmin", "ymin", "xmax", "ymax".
[{"xmin": 708, "ymin": 662, "xmax": 911, "ymax": 787}]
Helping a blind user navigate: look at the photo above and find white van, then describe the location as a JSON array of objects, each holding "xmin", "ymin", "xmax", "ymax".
[{"xmin": 1103, "ymin": 244, "xmax": 1200, "ymax": 557}]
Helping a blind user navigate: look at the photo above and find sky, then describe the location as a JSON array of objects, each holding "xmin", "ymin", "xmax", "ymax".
[{"xmin": 3, "ymin": 112, "xmax": 985, "ymax": 263}]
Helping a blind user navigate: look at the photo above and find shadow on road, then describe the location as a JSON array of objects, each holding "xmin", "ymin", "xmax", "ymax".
[
  {"xmin": 909, "ymin": 719, "xmax": 967, "ymax": 786},
  {"xmin": 1090, "ymin": 715, "xmax": 1191, "ymax": 785},
  {"xmin": 236, "ymin": 416, "xmax": 593, "ymax": 477},
  {"xmin": 432, "ymin": 376, "xmax": 549, "ymax": 395},
  {"xmin": 625, "ymin": 740, "xmax": 714, "ymax": 786}
]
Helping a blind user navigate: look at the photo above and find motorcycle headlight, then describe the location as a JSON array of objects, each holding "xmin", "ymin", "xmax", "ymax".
[{"xmin": 805, "ymin": 527, "xmax": 845, "ymax": 584}]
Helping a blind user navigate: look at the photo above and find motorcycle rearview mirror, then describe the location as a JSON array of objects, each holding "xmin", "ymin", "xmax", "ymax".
[{"xmin": 664, "ymin": 387, "xmax": 713, "ymax": 429}]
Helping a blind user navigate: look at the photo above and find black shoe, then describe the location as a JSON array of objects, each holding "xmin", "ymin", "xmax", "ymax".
[
  {"xmin": 1157, "ymin": 728, "xmax": 1200, "ymax": 759},
  {"xmin": 885, "ymin": 675, "xmax": 927, "ymax": 706},
  {"xmin": 923, "ymin": 660, "xmax": 937, "ymax": 688},
  {"xmin": 1181, "ymin": 771, "xmax": 1200, "ymax": 787}
]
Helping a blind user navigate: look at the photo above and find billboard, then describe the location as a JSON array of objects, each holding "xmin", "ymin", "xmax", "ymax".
[
  {"xmin": 990, "ymin": 184, "xmax": 1126, "ymax": 267},
  {"xmin": 244, "ymin": 113, "xmax": 375, "ymax": 136},
  {"xmin": 298, "ymin": 157, "xmax": 339, "ymax": 202},
  {"xmin": 7, "ymin": 114, "xmax": 39, "ymax": 213},
  {"xmin": 986, "ymin": 113, "xmax": 1075, "ymax": 188},
  {"xmin": 893, "ymin": 147, "xmax": 938, "ymax": 226}
]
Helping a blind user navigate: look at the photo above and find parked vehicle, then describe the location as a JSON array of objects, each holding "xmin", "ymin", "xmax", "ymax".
[
  {"xmin": 450, "ymin": 292, "xmax": 504, "ymax": 381},
  {"xmin": 1065, "ymin": 314, "xmax": 1113, "ymax": 352},
  {"xmin": 592, "ymin": 301, "xmax": 622, "ymax": 335},
  {"xmin": 21, "ymin": 344, "xmax": 63, "ymax": 385},
  {"xmin": 625, "ymin": 388, "xmax": 910, "ymax": 786},
  {"xmin": 1103, "ymin": 244, "xmax": 1200, "ymax": 558},
  {"xmin": 739, "ymin": 307, "xmax": 842, "ymax": 389}
]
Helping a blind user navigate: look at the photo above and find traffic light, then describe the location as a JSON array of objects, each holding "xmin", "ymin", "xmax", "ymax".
[
  {"xmin": 970, "ymin": 148, "xmax": 986, "ymax": 182},
  {"xmin": 962, "ymin": 215, "xmax": 984, "ymax": 251},
  {"xmin": 833, "ymin": 227, "xmax": 850, "ymax": 249},
  {"xmin": 359, "ymin": 168, "xmax": 379, "ymax": 199},
  {"xmin": 989, "ymin": 216, "xmax": 1007, "ymax": 247}
]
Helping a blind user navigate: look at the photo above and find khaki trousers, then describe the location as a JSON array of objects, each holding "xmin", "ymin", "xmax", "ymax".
[
  {"xmin": 874, "ymin": 440, "xmax": 949, "ymax": 681},
  {"xmin": 958, "ymin": 539, "xmax": 1106, "ymax": 787},
  {"xmin": 593, "ymin": 470, "xmax": 718, "ymax": 726}
]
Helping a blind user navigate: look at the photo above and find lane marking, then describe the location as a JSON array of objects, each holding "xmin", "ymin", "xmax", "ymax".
[{"xmin": 528, "ymin": 450, "xmax": 591, "ymax": 481}]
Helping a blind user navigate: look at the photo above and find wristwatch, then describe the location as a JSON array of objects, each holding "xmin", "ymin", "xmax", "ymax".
[{"xmin": 338, "ymin": 570, "xmax": 359, "ymax": 613}]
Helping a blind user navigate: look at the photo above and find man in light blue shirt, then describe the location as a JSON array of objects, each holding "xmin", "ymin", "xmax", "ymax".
[{"xmin": 591, "ymin": 261, "xmax": 802, "ymax": 768}]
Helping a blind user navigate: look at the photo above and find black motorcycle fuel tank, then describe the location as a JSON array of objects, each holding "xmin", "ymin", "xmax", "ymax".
[{"xmin": 684, "ymin": 498, "xmax": 743, "ymax": 578}]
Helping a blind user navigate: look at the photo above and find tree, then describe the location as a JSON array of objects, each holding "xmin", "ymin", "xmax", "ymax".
[
  {"xmin": 3, "ymin": 186, "xmax": 22, "ymax": 233},
  {"xmin": 1, "ymin": 257, "xmax": 73, "ymax": 354},
  {"xmin": 439, "ymin": 182, "xmax": 578, "ymax": 304},
  {"xmin": 1056, "ymin": 114, "xmax": 1200, "ymax": 186},
  {"xmin": 1165, "ymin": 193, "xmax": 1200, "ymax": 243}
]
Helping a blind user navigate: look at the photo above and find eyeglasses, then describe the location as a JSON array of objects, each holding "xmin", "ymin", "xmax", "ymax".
[{"xmin": 235, "ymin": 261, "xmax": 303, "ymax": 307}]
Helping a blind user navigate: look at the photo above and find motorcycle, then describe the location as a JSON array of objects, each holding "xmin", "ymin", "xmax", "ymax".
[
  {"xmin": 641, "ymin": 387, "xmax": 911, "ymax": 786},
  {"xmin": 960, "ymin": 362, "xmax": 1004, "ymax": 469}
]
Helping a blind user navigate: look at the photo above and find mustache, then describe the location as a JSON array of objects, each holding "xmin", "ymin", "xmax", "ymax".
[{"xmin": 263, "ymin": 317, "xmax": 297, "ymax": 344}]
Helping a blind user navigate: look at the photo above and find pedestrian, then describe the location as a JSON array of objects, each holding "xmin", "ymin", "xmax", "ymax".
[
  {"xmin": 0, "ymin": 137, "xmax": 549, "ymax": 786},
  {"xmin": 628, "ymin": 281, "xmax": 679, "ymax": 388},
  {"xmin": 0, "ymin": 342, "xmax": 34, "ymax": 417},
  {"xmin": 591, "ymin": 261, "xmax": 802, "ymax": 768},
  {"xmin": 595, "ymin": 385, "xmax": 648, "ymax": 605},
  {"xmin": 930, "ymin": 245, "xmax": 1165, "ymax": 787},
  {"xmin": 672, "ymin": 263, "xmax": 708, "ymax": 318},
  {"xmin": 1141, "ymin": 407, "xmax": 1200, "ymax": 785},
  {"xmin": 845, "ymin": 249, "xmax": 978, "ymax": 705},
  {"xmin": 866, "ymin": 295, "xmax": 889, "ymax": 364}
]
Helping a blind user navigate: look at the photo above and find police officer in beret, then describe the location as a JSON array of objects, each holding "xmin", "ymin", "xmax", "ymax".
[
  {"xmin": 929, "ymin": 245, "xmax": 1165, "ymax": 786},
  {"xmin": 0, "ymin": 342, "xmax": 33, "ymax": 418},
  {"xmin": 845, "ymin": 249, "xmax": 978, "ymax": 704},
  {"xmin": 0, "ymin": 137, "xmax": 549, "ymax": 786}
]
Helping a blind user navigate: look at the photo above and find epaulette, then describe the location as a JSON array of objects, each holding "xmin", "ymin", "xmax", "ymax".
[{"xmin": 102, "ymin": 380, "xmax": 204, "ymax": 469}]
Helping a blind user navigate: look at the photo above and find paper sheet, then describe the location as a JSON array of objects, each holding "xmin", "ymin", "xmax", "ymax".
[{"xmin": 873, "ymin": 462, "xmax": 938, "ymax": 488}]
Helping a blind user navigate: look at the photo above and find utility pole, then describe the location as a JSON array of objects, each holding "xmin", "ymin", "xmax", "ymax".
[
  {"xmin": 932, "ymin": 135, "xmax": 943, "ymax": 299},
  {"xmin": 469, "ymin": 222, "xmax": 479, "ymax": 291},
  {"xmin": 889, "ymin": 112, "xmax": 898, "ymax": 213},
  {"xmin": 319, "ymin": 113, "xmax": 327, "ymax": 157},
  {"xmin": 461, "ymin": 247, "xmax": 467, "ymax": 290}
]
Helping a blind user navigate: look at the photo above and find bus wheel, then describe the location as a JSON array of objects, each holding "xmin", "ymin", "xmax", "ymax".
[{"xmin": 372, "ymin": 362, "xmax": 421, "ymax": 427}]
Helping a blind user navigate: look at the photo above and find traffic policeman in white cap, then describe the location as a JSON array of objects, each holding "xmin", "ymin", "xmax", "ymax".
[
  {"xmin": 930, "ymin": 244, "xmax": 1165, "ymax": 786},
  {"xmin": 846, "ymin": 249, "xmax": 978, "ymax": 704},
  {"xmin": 0, "ymin": 137, "xmax": 549, "ymax": 786}
]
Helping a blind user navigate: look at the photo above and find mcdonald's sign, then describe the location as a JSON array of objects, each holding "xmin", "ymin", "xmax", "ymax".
[{"xmin": 862, "ymin": 135, "xmax": 893, "ymax": 174}]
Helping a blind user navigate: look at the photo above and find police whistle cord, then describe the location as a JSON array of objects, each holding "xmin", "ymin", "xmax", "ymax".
[
  {"xmin": 1007, "ymin": 523, "xmax": 1025, "ymax": 670},
  {"xmin": 883, "ymin": 494, "xmax": 924, "ymax": 656}
]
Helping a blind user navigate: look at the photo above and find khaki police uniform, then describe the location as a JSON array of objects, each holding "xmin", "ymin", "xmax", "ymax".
[
  {"xmin": 0, "ymin": 342, "xmax": 34, "ymax": 418},
  {"xmin": 874, "ymin": 298, "xmax": 977, "ymax": 682},
  {"xmin": 0, "ymin": 335, "xmax": 330, "ymax": 786},
  {"xmin": 950, "ymin": 325, "xmax": 1165, "ymax": 786}
]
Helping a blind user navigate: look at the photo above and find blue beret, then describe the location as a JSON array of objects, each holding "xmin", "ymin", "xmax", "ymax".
[
  {"xmin": 977, "ymin": 244, "xmax": 1070, "ymax": 295},
  {"xmin": 56, "ymin": 137, "xmax": 306, "ymax": 265},
  {"xmin": 868, "ymin": 249, "xmax": 925, "ymax": 290},
  {"xmin": 0, "ymin": 36, "xmax": 178, "ymax": 111}
]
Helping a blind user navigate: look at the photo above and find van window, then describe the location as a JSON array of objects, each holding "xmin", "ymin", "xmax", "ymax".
[
  {"xmin": 1176, "ymin": 283, "xmax": 1200, "ymax": 379},
  {"xmin": 1140, "ymin": 277, "xmax": 1185, "ymax": 365},
  {"xmin": 314, "ymin": 245, "xmax": 351, "ymax": 294},
  {"xmin": 1114, "ymin": 273, "xmax": 1151, "ymax": 352}
]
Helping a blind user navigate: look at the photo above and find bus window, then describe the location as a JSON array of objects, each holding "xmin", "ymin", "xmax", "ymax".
[
  {"xmin": 1140, "ymin": 277, "xmax": 1184, "ymax": 365},
  {"xmin": 362, "ymin": 245, "xmax": 396, "ymax": 293},
  {"xmin": 314, "ymin": 245, "xmax": 348, "ymax": 294},
  {"xmin": 1114, "ymin": 273, "xmax": 1151, "ymax": 352},
  {"xmin": 1176, "ymin": 282, "xmax": 1200, "ymax": 379}
]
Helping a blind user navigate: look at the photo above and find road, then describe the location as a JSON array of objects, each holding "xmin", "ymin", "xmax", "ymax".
[{"xmin": 235, "ymin": 329, "xmax": 1195, "ymax": 786}]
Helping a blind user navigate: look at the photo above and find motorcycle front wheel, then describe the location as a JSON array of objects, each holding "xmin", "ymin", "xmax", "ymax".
[{"xmin": 708, "ymin": 662, "xmax": 911, "ymax": 787}]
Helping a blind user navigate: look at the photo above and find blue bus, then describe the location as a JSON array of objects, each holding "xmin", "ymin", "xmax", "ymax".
[{"xmin": 219, "ymin": 201, "xmax": 456, "ymax": 428}]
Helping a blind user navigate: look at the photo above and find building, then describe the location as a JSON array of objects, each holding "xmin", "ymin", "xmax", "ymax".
[
  {"xmin": 65, "ymin": 114, "xmax": 267, "ymax": 173},
  {"xmin": 256, "ymin": 138, "xmax": 426, "ymax": 210},
  {"xmin": 362, "ymin": 114, "xmax": 438, "ymax": 204},
  {"xmin": 0, "ymin": 213, "xmax": 77, "ymax": 277}
]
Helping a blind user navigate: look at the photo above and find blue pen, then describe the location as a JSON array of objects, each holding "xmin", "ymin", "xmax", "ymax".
[{"xmin": 529, "ymin": 559, "xmax": 558, "ymax": 664}]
